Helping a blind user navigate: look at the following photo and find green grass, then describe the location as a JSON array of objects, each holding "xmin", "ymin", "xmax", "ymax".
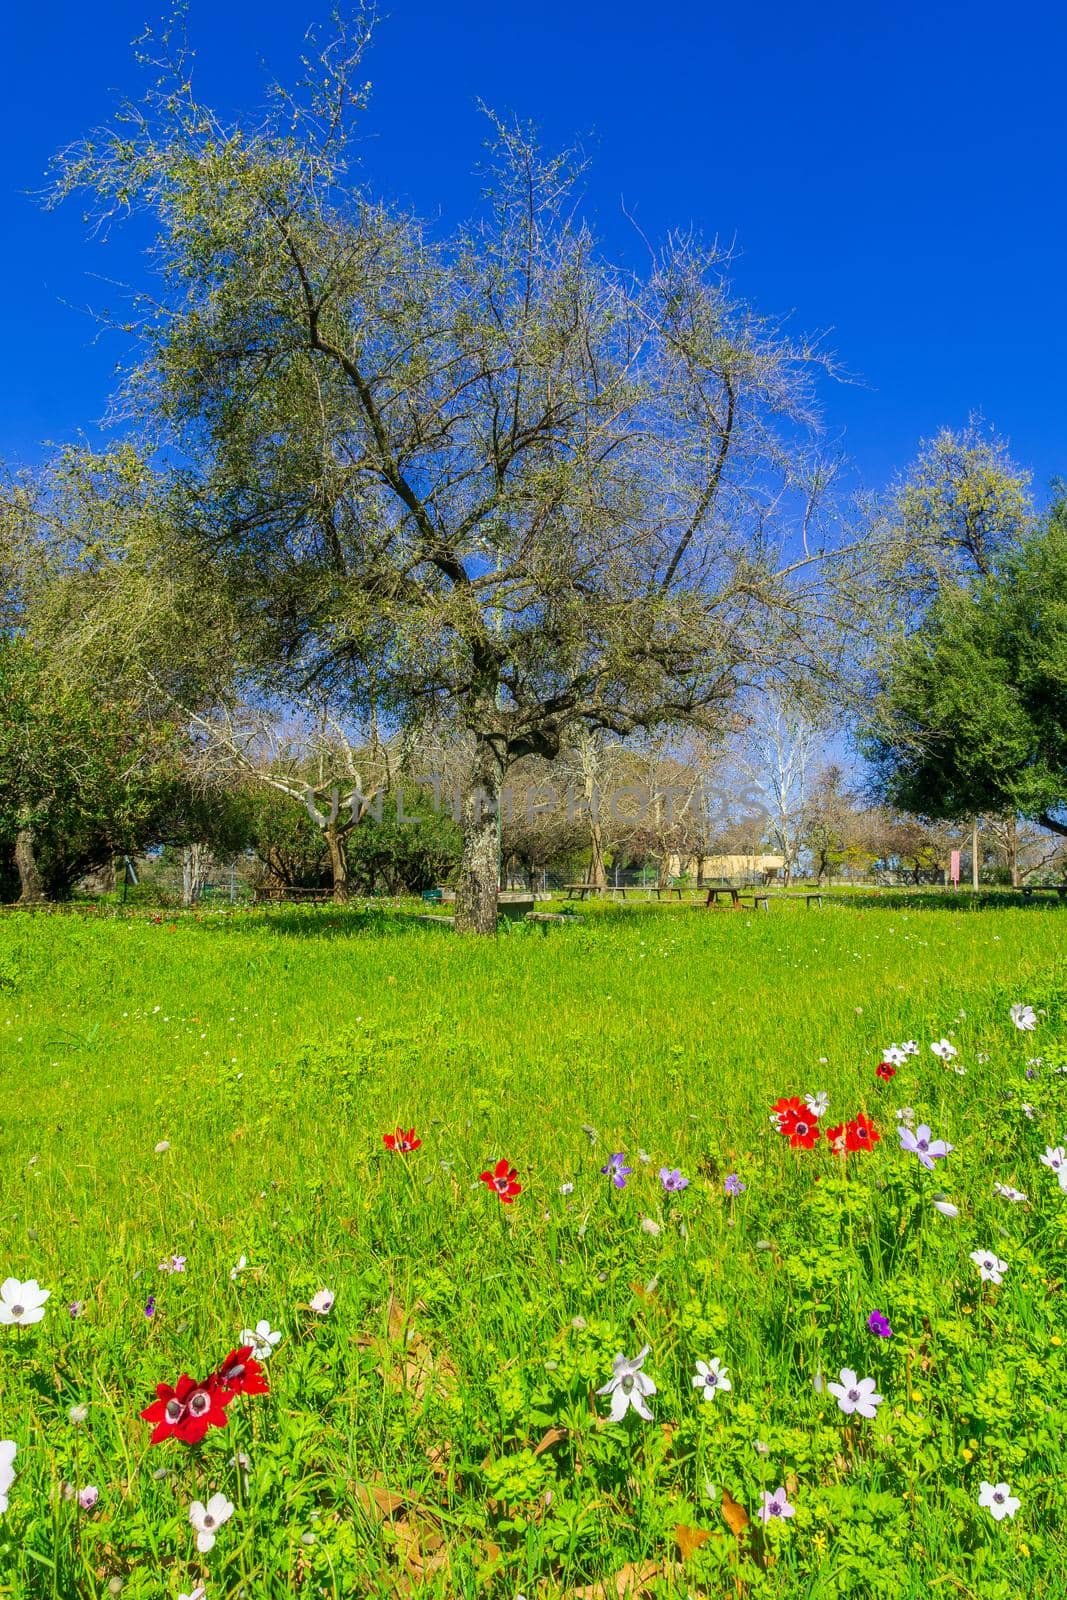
[{"xmin": 1, "ymin": 899, "xmax": 1065, "ymax": 1599}]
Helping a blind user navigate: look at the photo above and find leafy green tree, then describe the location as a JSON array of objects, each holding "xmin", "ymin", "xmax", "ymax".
[
  {"xmin": 867, "ymin": 499, "xmax": 1067, "ymax": 840},
  {"xmin": 52, "ymin": 20, "xmax": 877, "ymax": 931}
]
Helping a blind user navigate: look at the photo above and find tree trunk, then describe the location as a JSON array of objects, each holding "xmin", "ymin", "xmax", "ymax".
[
  {"xmin": 15, "ymin": 819, "xmax": 45, "ymax": 904},
  {"xmin": 971, "ymin": 817, "xmax": 980, "ymax": 891},
  {"xmin": 325, "ymin": 827, "xmax": 349, "ymax": 902},
  {"xmin": 455, "ymin": 740, "xmax": 503, "ymax": 935}
]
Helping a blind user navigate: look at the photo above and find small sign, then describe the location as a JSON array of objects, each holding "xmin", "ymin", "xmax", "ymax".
[{"xmin": 949, "ymin": 849, "xmax": 960, "ymax": 887}]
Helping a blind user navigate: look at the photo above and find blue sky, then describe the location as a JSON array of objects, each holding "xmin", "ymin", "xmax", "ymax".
[{"xmin": 3, "ymin": 1, "xmax": 1065, "ymax": 499}]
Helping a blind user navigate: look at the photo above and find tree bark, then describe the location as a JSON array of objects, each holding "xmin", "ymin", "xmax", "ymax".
[
  {"xmin": 324, "ymin": 827, "xmax": 349, "ymax": 902},
  {"xmin": 455, "ymin": 740, "xmax": 503, "ymax": 935},
  {"xmin": 14, "ymin": 812, "xmax": 45, "ymax": 904}
]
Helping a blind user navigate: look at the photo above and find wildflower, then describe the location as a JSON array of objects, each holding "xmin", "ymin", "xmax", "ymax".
[
  {"xmin": 882, "ymin": 1045, "xmax": 908, "ymax": 1067},
  {"xmin": 0, "ymin": 1441, "xmax": 15, "ymax": 1514},
  {"xmin": 805, "ymin": 1091, "xmax": 829, "ymax": 1118},
  {"xmin": 659, "ymin": 1167, "xmax": 689, "ymax": 1192},
  {"xmin": 596, "ymin": 1345, "xmax": 656, "ymax": 1422},
  {"xmin": 1010, "ymin": 1003, "xmax": 1037, "ymax": 1032},
  {"xmin": 154, "ymin": 1141, "xmax": 171, "ymax": 1154},
  {"xmin": 691, "ymin": 1357, "xmax": 731, "ymax": 1401},
  {"xmin": 773, "ymin": 1096, "xmax": 821, "ymax": 1147},
  {"xmin": 559, "ymin": 1182, "xmax": 574, "ymax": 1195},
  {"xmin": 640, "ymin": 1217, "xmax": 661, "ymax": 1235},
  {"xmin": 758, "ymin": 1486, "xmax": 795, "ymax": 1523},
  {"xmin": 828, "ymin": 1114, "xmax": 880, "ymax": 1154},
  {"xmin": 179, "ymin": 1586, "xmax": 207, "ymax": 1600},
  {"xmin": 78, "ymin": 1486, "xmax": 99, "ymax": 1511},
  {"xmin": 144, "ymin": 1295, "xmax": 156, "ymax": 1318},
  {"xmin": 930, "ymin": 1039, "xmax": 958, "ymax": 1060},
  {"xmin": 867, "ymin": 1310, "xmax": 892, "ymax": 1338},
  {"xmin": 480, "ymin": 1158, "xmax": 522, "ymax": 1203},
  {"xmin": 1039, "ymin": 1147, "xmax": 1067, "ymax": 1189},
  {"xmin": 383, "ymin": 1127, "xmax": 421, "ymax": 1153},
  {"xmin": 979, "ymin": 1480, "xmax": 1020, "ymax": 1521},
  {"xmin": 600, "ymin": 1153, "xmax": 633, "ymax": 1190},
  {"xmin": 0, "ymin": 1278, "xmax": 49, "ymax": 1326},
  {"xmin": 69, "ymin": 1302, "xmax": 85, "ymax": 1319},
  {"xmin": 214, "ymin": 1347, "xmax": 269, "ymax": 1398},
  {"xmin": 896, "ymin": 1105, "xmax": 916, "ymax": 1129},
  {"xmin": 897, "ymin": 1123, "xmax": 953, "ymax": 1169},
  {"xmin": 229, "ymin": 1256, "xmax": 248, "ymax": 1282},
  {"xmin": 140, "ymin": 1375, "xmax": 234, "ymax": 1444},
  {"xmin": 993, "ymin": 1183, "xmax": 1028, "ymax": 1203},
  {"xmin": 637, "ymin": 1149, "xmax": 652, "ymax": 1164},
  {"xmin": 158, "ymin": 1255, "xmax": 186, "ymax": 1274},
  {"xmin": 189, "ymin": 1492, "xmax": 234, "ymax": 1553},
  {"xmin": 902, "ymin": 1040, "xmax": 919, "ymax": 1056},
  {"xmin": 875, "ymin": 1062, "xmax": 896, "ymax": 1081},
  {"xmin": 309, "ymin": 1289, "xmax": 335, "ymax": 1315},
  {"xmin": 239, "ymin": 1320, "xmax": 281, "ymax": 1361},
  {"xmin": 724, "ymin": 1173, "xmax": 746, "ymax": 1196},
  {"xmin": 932, "ymin": 1196, "xmax": 959, "ymax": 1217},
  {"xmin": 68, "ymin": 1403, "xmax": 89, "ymax": 1424},
  {"xmin": 970, "ymin": 1250, "xmax": 1008, "ymax": 1285},
  {"xmin": 827, "ymin": 1368, "xmax": 883, "ymax": 1419}
]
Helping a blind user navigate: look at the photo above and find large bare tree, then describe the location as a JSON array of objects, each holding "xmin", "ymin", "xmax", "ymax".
[{"xmin": 53, "ymin": 17, "xmax": 877, "ymax": 931}]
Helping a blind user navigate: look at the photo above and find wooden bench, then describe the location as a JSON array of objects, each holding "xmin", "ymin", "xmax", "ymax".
[
  {"xmin": 253, "ymin": 886, "xmax": 333, "ymax": 904},
  {"xmin": 646, "ymin": 884, "xmax": 686, "ymax": 900},
  {"xmin": 1021, "ymin": 884, "xmax": 1067, "ymax": 900},
  {"xmin": 769, "ymin": 891, "xmax": 825, "ymax": 908},
  {"xmin": 525, "ymin": 911, "xmax": 584, "ymax": 931},
  {"xmin": 562, "ymin": 883, "xmax": 629, "ymax": 900}
]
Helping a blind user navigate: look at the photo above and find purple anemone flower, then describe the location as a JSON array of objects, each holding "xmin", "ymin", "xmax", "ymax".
[
  {"xmin": 724, "ymin": 1173, "xmax": 746, "ymax": 1196},
  {"xmin": 659, "ymin": 1167, "xmax": 689, "ymax": 1192},
  {"xmin": 867, "ymin": 1309, "xmax": 892, "ymax": 1338},
  {"xmin": 601, "ymin": 1153, "xmax": 633, "ymax": 1190},
  {"xmin": 143, "ymin": 1294, "xmax": 156, "ymax": 1319}
]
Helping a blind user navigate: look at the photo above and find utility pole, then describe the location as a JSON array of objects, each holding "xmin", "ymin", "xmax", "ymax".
[{"xmin": 971, "ymin": 817, "xmax": 980, "ymax": 891}]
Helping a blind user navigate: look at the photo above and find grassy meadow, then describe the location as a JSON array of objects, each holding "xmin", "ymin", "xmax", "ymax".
[{"xmin": 0, "ymin": 895, "xmax": 1065, "ymax": 1599}]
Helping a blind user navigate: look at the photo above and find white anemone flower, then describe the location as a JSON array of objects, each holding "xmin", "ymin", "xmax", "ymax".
[
  {"xmin": 979, "ymin": 1480, "xmax": 1020, "ymax": 1521},
  {"xmin": 902, "ymin": 1040, "xmax": 919, "ymax": 1056},
  {"xmin": 826, "ymin": 1368, "xmax": 883, "ymax": 1419},
  {"xmin": 0, "ymin": 1440, "xmax": 16, "ymax": 1514},
  {"xmin": 1039, "ymin": 1146, "xmax": 1067, "ymax": 1189},
  {"xmin": 0, "ymin": 1278, "xmax": 49, "ymax": 1326},
  {"xmin": 239, "ymin": 1320, "xmax": 282, "ymax": 1360},
  {"xmin": 970, "ymin": 1249, "xmax": 1008, "ymax": 1285},
  {"xmin": 692, "ymin": 1357, "xmax": 731, "ymax": 1402},
  {"xmin": 882, "ymin": 1046, "xmax": 908, "ymax": 1067},
  {"xmin": 993, "ymin": 1183, "xmax": 1028, "ymax": 1203},
  {"xmin": 309, "ymin": 1289, "xmax": 335, "ymax": 1316},
  {"xmin": 229, "ymin": 1255, "xmax": 248, "ymax": 1282},
  {"xmin": 1010, "ymin": 1003, "xmax": 1037, "ymax": 1032},
  {"xmin": 189, "ymin": 1492, "xmax": 234, "ymax": 1553},
  {"xmin": 932, "ymin": 1196, "xmax": 959, "ymax": 1218},
  {"xmin": 596, "ymin": 1345, "xmax": 656, "ymax": 1422},
  {"xmin": 805, "ymin": 1091, "xmax": 829, "ymax": 1118},
  {"xmin": 930, "ymin": 1039, "xmax": 958, "ymax": 1060},
  {"xmin": 179, "ymin": 1588, "xmax": 207, "ymax": 1600}
]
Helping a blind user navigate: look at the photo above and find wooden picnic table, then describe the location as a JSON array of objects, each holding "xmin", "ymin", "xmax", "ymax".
[
  {"xmin": 646, "ymin": 883, "xmax": 686, "ymax": 900},
  {"xmin": 253, "ymin": 885, "xmax": 333, "ymax": 904},
  {"xmin": 702, "ymin": 886, "xmax": 770, "ymax": 911},
  {"xmin": 769, "ymin": 890, "xmax": 825, "ymax": 907}
]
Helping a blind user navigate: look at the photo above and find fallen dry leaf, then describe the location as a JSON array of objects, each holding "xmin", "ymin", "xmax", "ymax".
[
  {"xmin": 720, "ymin": 1490, "xmax": 750, "ymax": 1538},
  {"xmin": 571, "ymin": 1561, "xmax": 663, "ymax": 1599},
  {"xmin": 533, "ymin": 1426, "xmax": 567, "ymax": 1457},
  {"xmin": 675, "ymin": 1524, "xmax": 712, "ymax": 1563}
]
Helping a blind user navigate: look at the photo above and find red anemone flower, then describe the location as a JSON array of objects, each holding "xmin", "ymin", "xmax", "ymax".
[
  {"xmin": 214, "ymin": 1346, "xmax": 269, "ymax": 1397},
  {"xmin": 383, "ymin": 1128, "xmax": 422, "ymax": 1153},
  {"xmin": 140, "ymin": 1374, "xmax": 234, "ymax": 1444},
  {"xmin": 771, "ymin": 1097, "xmax": 807, "ymax": 1135},
  {"xmin": 786, "ymin": 1115, "xmax": 821, "ymax": 1149},
  {"xmin": 875, "ymin": 1062, "xmax": 897, "ymax": 1081},
  {"xmin": 480, "ymin": 1158, "xmax": 522, "ymax": 1203},
  {"xmin": 844, "ymin": 1113, "xmax": 880, "ymax": 1152}
]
